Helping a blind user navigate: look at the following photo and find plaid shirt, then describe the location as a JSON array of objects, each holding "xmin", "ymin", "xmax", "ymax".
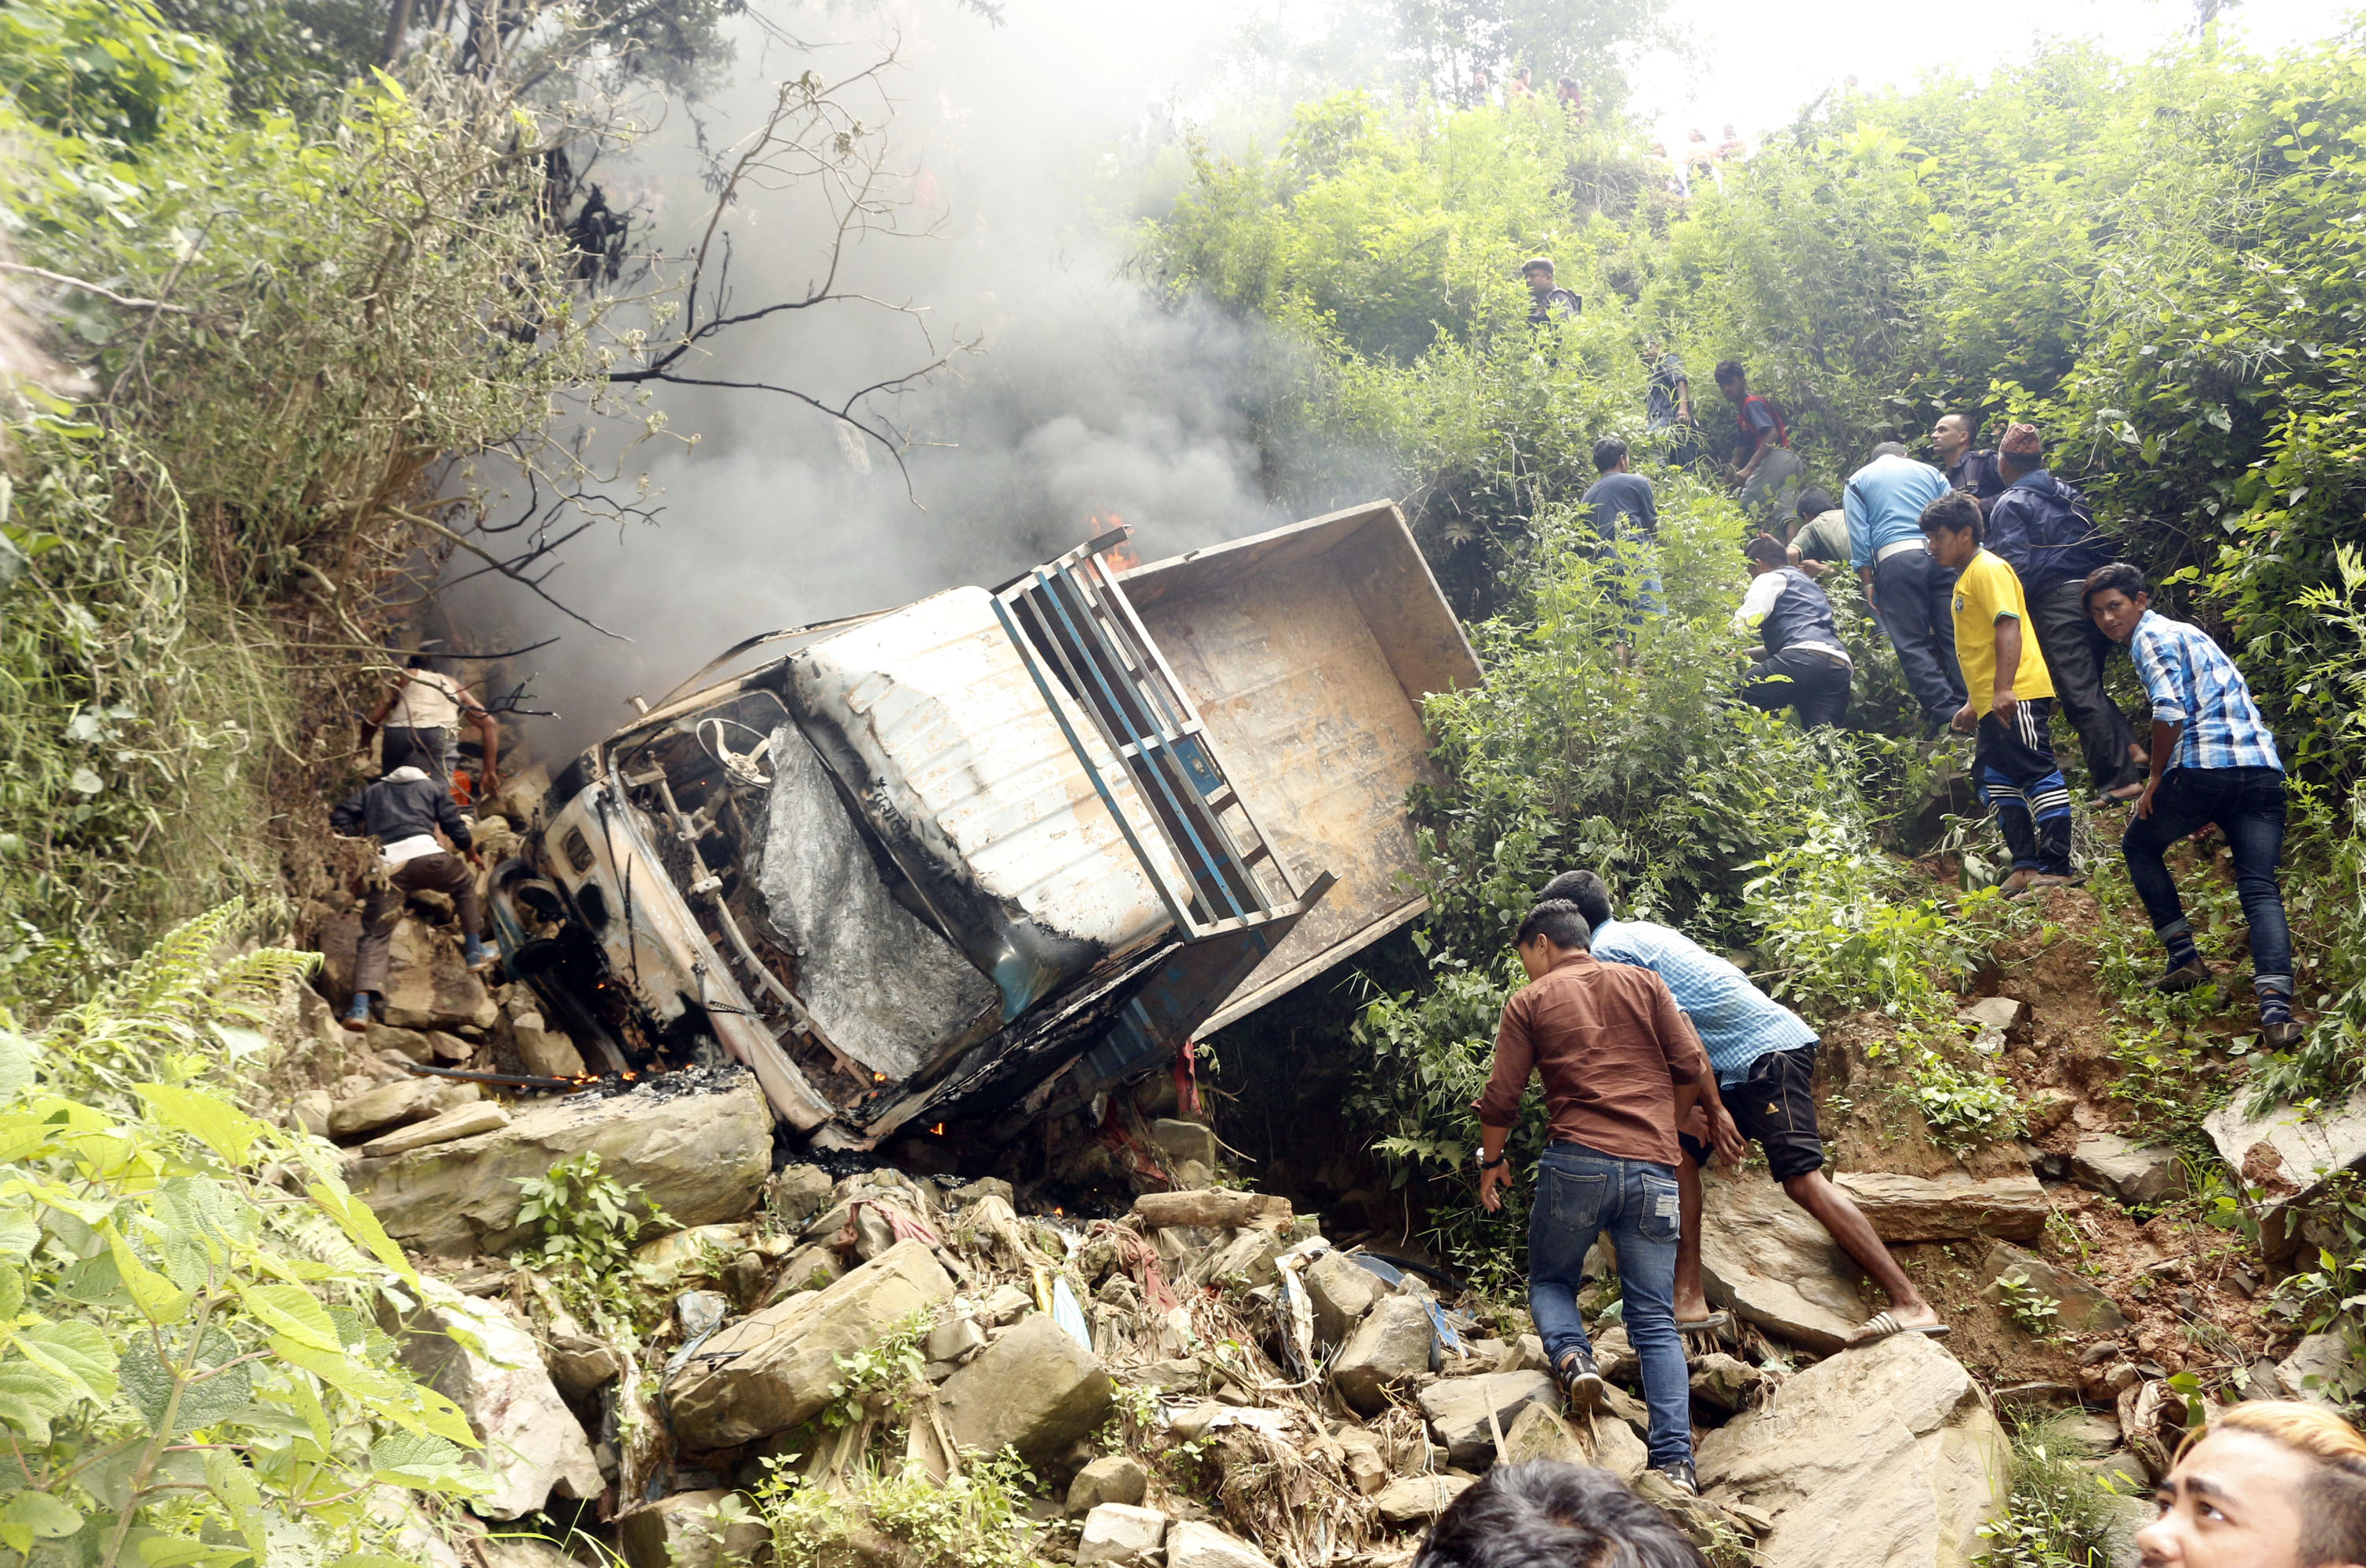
[
  {"xmin": 2128, "ymin": 610, "xmax": 2282, "ymax": 775},
  {"xmin": 1589, "ymin": 918, "xmax": 1816, "ymax": 1087}
]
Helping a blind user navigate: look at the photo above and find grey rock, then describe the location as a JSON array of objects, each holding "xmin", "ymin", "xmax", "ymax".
[
  {"xmin": 1372, "ymin": 1476, "xmax": 1472, "ymax": 1527},
  {"xmin": 1830, "ymin": 1170, "xmax": 2047, "ymax": 1242},
  {"xmin": 1959, "ymin": 997, "xmax": 2025, "ymax": 1032},
  {"xmin": 1336, "ymin": 1426, "xmax": 1387, "ymax": 1495},
  {"xmin": 2071, "ymin": 1133, "xmax": 2189, "ymax": 1209},
  {"xmin": 980, "ymin": 1282, "xmax": 1032, "ymax": 1323},
  {"xmin": 765, "ymin": 1163, "xmax": 834, "ymax": 1227},
  {"xmin": 359, "ymin": 1100, "xmax": 509, "ymax": 1158},
  {"xmin": 1304, "ymin": 1250, "xmax": 1383, "ymax": 1346},
  {"xmin": 364, "ymin": 1022, "xmax": 437, "ymax": 1062},
  {"xmin": 510, "ymin": 1011, "xmax": 588, "ymax": 1079},
  {"xmin": 939, "ymin": 1312, "xmax": 1115, "ymax": 1464},
  {"xmin": 545, "ymin": 1331, "xmax": 621, "ymax": 1400},
  {"xmin": 394, "ymin": 1284, "xmax": 601, "ymax": 1520},
  {"xmin": 1417, "ymin": 1371, "xmax": 1557, "ymax": 1469},
  {"xmin": 293, "ymin": 1090, "xmax": 333, "ymax": 1138},
  {"xmin": 2204, "ymin": 1092, "xmax": 2366, "ymax": 1216},
  {"xmin": 769, "ymin": 1243, "xmax": 843, "ymax": 1297},
  {"xmin": 1166, "ymin": 1521, "xmax": 1274, "ymax": 1568},
  {"xmin": 1689, "ymin": 1352, "xmax": 1763, "ymax": 1412},
  {"xmin": 379, "ymin": 919, "xmax": 499, "ymax": 1032},
  {"xmin": 1697, "ymin": 1331, "xmax": 2008, "ymax": 1568},
  {"xmin": 1592, "ymin": 1324, "xmax": 1638, "ymax": 1388},
  {"xmin": 669, "ymin": 1239, "xmax": 957, "ymax": 1448},
  {"xmin": 925, "ymin": 1313, "xmax": 987, "ymax": 1365},
  {"xmin": 349, "ymin": 1077, "xmax": 771, "ymax": 1256},
  {"xmin": 1133, "ymin": 1189, "xmax": 1292, "ymax": 1232},
  {"xmin": 2276, "ymin": 1331, "xmax": 2353, "ymax": 1408},
  {"xmin": 1149, "ymin": 1118, "xmax": 1220, "ymax": 1170},
  {"xmin": 1332, "ymin": 1295, "xmax": 1435, "ymax": 1414},
  {"xmin": 1979, "ymin": 1243, "xmax": 2128, "ymax": 1335},
  {"xmin": 1077, "ymin": 1503, "xmax": 1166, "ymax": 1566},
  {"xmin": 616, "ymin": 1491, "xmax": 766, "ymax": 1568},
  {"xmin": 1698, "ymin": 1170, "xmax": 1867, "ymax": 1353},
  {"xmin": 1068, "ymin": 1454, "xmax": 1150, "ymax": 1514},
  {"xmin": 330, "ymin": 1077, "xmax": 480, "ymax": 1141},
  {"xmin": 1196, "ymin": 1227, "xmax": 1282, "ymax": 1290},
  {"xmin": 1498, "ymin": 1402, "xmax": 1646, "ymax": 1483},
  {"xmin": 947, "ymin": 1177, "xmax": 1016, "ymax": 1209}
]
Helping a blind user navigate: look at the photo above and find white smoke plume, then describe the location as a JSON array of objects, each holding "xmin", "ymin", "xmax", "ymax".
[{"xmin": 461, "ymin": 0, "xmax": 1381, "ymax": 754}]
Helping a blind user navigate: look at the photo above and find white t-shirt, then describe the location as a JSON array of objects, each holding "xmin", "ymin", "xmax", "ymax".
[{"xmin": 388, "ymin": 670, "xmax": 462, "ymax": 730}]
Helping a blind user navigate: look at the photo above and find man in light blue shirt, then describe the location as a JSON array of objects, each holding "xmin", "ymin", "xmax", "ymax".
[
  {"xmin": 1541, "ymin": 871, "xmax": 1946, "ymax": 1347},
  {"xmin": 1845, "ymin": 442, "xmax": 1965, "ymax": 733}
]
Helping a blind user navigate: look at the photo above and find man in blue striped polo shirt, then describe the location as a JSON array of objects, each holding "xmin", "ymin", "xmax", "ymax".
[
  {"xmin": 2085, "ymin": 563, "xmax": 2302, "ymax": 1048},
  {"xmin": 1540, "ymin": 871, "xmax": 1946, "ymax": 1347}
]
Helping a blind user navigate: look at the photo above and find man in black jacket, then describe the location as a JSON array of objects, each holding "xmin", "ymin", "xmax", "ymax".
[
  {"xmin": 330, "ymin": 764, "xmax": 493, "ymax": 1030},
  {"xmin": 1986, "ymin": 423, "xmax": 2147, "ymax": 801}
]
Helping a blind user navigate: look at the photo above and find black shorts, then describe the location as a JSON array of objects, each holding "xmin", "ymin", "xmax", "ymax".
[{"xmin": 1680, "ymin": 1043, "xmax": 1825, "ymax": 1182}]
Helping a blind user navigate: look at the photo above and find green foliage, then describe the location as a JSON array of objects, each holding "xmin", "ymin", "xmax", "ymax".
[
  {"xmin": 0, "ymin": 904, "xmax": 480, "ymax": 1568},
  {"xmin": 754, "ymin": 1450, "xmax": 1042, "ymax": 1568},
  {"xmin": 821, "ymin": 1314, "xmax": 930, "ymax": 1431},
  {"xmin": 509, "ymin": 1152, "xmax": 670, "ymax": 1321},
  {"xmin": 1994, "ymin": 1270, "xmax": 2062, "ymax": 1339},
  {"xmin": 1977, "ymin": 1412, "xmax": 2131, "ymax": 1567}
]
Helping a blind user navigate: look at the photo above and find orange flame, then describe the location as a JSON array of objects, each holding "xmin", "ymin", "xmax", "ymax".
[{"xmin": 1088, "ymin": 513, "xmax": 1140, "ymax": 573}]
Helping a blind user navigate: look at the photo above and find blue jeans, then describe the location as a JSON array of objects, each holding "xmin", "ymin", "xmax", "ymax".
[
  {"xmin": 1527, "ymin": 1142, "xmax": 1690, "ymax": 1469},
  {"xmin": 2121, "ymin": 766, "xmax": 2292, "ymax": 996}
]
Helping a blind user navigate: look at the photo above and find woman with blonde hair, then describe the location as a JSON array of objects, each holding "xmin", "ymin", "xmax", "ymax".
[{"xmin": 2138, "ymin": 1399, "xmax": 2366, "ymax": 1566}]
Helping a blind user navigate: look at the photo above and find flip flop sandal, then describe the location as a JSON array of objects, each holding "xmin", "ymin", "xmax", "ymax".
[
  {"xmin": 1677, "ymin": 1312, "xmax": 1730, "ymax": 1332},
  {"xmin": 1846, "ymin": 1311, "xmax": 1952, "ymax": 1348}
]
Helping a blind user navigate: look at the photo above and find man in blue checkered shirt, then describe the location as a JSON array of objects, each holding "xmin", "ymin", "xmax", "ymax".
[
  {"xmin": 1539, "ymin": 872, "xmax": 1946, "ymax": 1348},
  {"xmin": 2084, "ymin": 564, "xmax": 2301, "ymax": 1047}
]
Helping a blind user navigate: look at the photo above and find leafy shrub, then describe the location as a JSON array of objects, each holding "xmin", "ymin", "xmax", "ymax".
[
  {"xmin": 0, "ymin": 904, "xmax": 480, "ymax": 1568},
  {"xmin": 1978, "ymin": 1412, "xmax": 2135, "ymax": 1568}
]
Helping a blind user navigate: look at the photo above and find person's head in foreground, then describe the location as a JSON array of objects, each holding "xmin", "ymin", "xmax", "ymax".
[
  {"xmin": 1918, "ymin": 489, "xmax": 1983, "ymax": 571},
  {"xmin": 2138, "ymin": 1400, "xmax": 2366, "ymax": 1568},
  {"xmin": 1512, "ymin": 899, "xmax": 1591, "ymax": 980},
  {"xmin": 1413, "ymin": 1460, "xmax": 1709, "ymax": 1568},
  {"xmin": 2083, "ymin": 560, "xmax": 2150, "ymax": 642}
]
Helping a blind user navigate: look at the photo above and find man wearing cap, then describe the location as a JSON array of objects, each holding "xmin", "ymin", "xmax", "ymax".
[
  {"xmin": 1987, "ymin": 424, "xmax": 2147, "ymax": 801},
  {"xmin": 1524, "ymin": 259, "xmax": 1580, "ymax": 325}
]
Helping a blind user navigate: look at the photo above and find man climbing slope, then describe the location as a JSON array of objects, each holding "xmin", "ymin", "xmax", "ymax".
[
  {"xmin": 1538, "ymin": 870, "xmax": 1949, "ymax": 1349},
  {"xmin": 330, "ymin": 761, "xmax": 494, "ymax": 1030},
  {"xmin": 1473, "ymin": 900, "xmax": 1740, "ymax": 1495},
  {"xmin": 2085, "ymin": 562, "xmax": 2304, "ymax": 1048}
]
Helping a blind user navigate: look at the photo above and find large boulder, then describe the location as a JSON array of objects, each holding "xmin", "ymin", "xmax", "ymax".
[
  {"xmin": 2204, "ymin": 1092, "xmax": 2366, "ymax": 1213},
  {"xmin": 1303, "ymin": 1251, "xmax": 1383, "ymax": 1347},
  {"xmin": 1977, "ymin": 1243, "xmax": 2127, "ymax": 1335},
  {"xmin": 1830, "ymin": 1171, "xmax": 2047, "ymax": 1243},
  {"xmin": 1417, "ymin": 1372, "xmax": 1557, "ymax": 1469},
  {"xmin": 394, "ymin": 1285, "xmax": 602, "ymax": 1520},
  {"xmin": 1165, "ymin": 1521, "xmax": 1274, "ymax": 1568},
  {"xmin": 1372, "ymin": 1476, "xmax": 1472, "ymax": 1528},
  {"xmin": 509, "ymin": 1010, "xmax": 588, "ymax": 1080},
  {"xmin": 1068, "ymin": 1454, "xmax": 1149, "ymax": 1514},
  {"xmin": 939, "ymin": 1312, "xmax": 1115, "ymax": 1463},
  {"xmin": 319, "ymin": 910, "xmax": 499, "ymax": 1031},
  {"xmin": 1698, "ymin": 1171, "xmax": 1867, "ymax": 1353},
  {"xmin": 616, "ymin": 1490, "xmax": 767, "ymax": 1568},
  {"xmin": 1696, "ymin": 1332, "xmax": 2008, "ymax": 1568},
  {"xmin": 2070, "ymin": 1133, "xmax": 2188, "ymax": 1209},
  {"xmin": 329, "ymin": 1077, "xmax": 480, "ymax": 1141},
  {"xmin": 1331, "ymin": 1295, "xmax": 1435, "ymax": 1415},
  {"xmin": 1077, "ymin": 1503, "xmax": 1166, "ymax": 1567},
  {"xmin": 669, "ymin": 1240, "xmax": 955, "ymax": 1449},
  {"xmin": 349, "ymin": 1077, "xmax": 772, "ymax": 1256}
]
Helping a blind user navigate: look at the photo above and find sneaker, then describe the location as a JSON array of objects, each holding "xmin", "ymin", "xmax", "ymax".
[
  {"xmin": 2263, "ymin": 1019, "xmax": 2306, "ymax": 1049},
  {"xmin": 1651, "ymin": 1460, "xmax": 1699, "ymax": 1496},
  {"xmin": 462, "ymin": 935, "xmax": 496, "ymax": 974},
  {"xmin": 1554, "ymin": 1350, "xmax": 1607, "ymax": 1410},
  {"xmin": 2154, "ymin": 958, "xmax": 2212, "ymax": 995},
  {"xmin": 341, "ymin": 994, "xmax": 373, "ymax": 1032}
]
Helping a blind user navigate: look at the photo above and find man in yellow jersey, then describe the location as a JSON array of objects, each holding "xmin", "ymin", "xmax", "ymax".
[{"xmin": 1921, "ymin": 491, "xmax": 2075, "ymax": 895}]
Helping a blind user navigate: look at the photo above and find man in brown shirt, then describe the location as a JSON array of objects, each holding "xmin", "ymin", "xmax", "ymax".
[{"xmin": 1473, "ymin": 900, "xmax": 1741, "ymax": 1496}]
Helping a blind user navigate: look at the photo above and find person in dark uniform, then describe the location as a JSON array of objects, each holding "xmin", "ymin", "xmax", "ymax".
[{"xmin": 1734, "ymin": 534, "xmax": 1852, "ymax": 727}]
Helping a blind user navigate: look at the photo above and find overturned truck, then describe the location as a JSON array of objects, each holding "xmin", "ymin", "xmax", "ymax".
[{"xmin": 489, "ymin": 501, "xmax": 1480, "ymax": 1148}]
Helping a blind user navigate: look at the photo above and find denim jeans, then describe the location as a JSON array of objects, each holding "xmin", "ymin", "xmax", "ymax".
[
  {"xmin": 1527, "ymin": 1141, "xmax": 1690, "ymax": 1469},
  {"xmin": 2121, "ymin": 766, "xmax": 2293, "ymax": 992},
  {"xmin": 1870, "ymin": 547, "xmax": 1967, "ymax": 726}
]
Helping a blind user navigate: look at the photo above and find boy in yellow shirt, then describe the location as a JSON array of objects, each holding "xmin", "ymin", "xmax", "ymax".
[{"xmin": 1920, "ymin": 492, "xmax": 2075, "ymax": 894}]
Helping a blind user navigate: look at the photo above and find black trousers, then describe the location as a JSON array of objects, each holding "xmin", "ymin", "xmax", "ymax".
[
  {"xmin": 1741, "ymin": 648, "xmax": 1853, "ymax": 729},
  {"xmin": 2025, "ymin": 578, "xmax": 2142, "ymax": 791},
  {"xmin": 1871, "ymin": 547, "xmax": 1967, "ymax": 726}
]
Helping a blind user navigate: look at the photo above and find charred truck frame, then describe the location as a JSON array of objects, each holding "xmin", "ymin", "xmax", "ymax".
[{"xmin": 487, "ymin": 501, "xmax": 1481, "ymax": 1148}]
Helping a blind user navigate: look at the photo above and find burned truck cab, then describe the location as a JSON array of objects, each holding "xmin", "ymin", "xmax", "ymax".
[{"xmin": 491, "ymin": 501, "xmax": 1480, "ymax": 1148}]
